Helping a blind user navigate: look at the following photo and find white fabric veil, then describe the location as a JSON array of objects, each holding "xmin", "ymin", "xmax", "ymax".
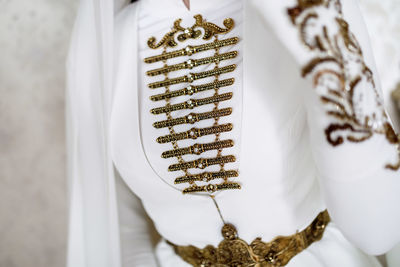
[{"xmin": 66, "ymin": 0, "xmax": 129, "ymax": 266}]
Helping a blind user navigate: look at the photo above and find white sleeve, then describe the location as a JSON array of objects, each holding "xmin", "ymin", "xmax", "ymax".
[
  {"xmin": 250, "ymin": 0, "xmax": 400, "ymax": 256},
  {"xmin": 290, "ymin": 0, "xmax": 400, "ymax": 255},
  {"xmin": 115, "ymin": 171, "xmax": 160, "ymax": 267}
]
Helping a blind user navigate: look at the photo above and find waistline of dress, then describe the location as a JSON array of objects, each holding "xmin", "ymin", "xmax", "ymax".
[{"xmin": 164, "ymin": 210, "xmax": 330, "ymax": 267}]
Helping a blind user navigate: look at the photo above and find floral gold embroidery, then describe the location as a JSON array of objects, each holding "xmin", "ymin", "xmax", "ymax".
[
  {"xmin": 288, "ymin": 0, "xmax": 400, "ymax": 170},
  {"xmin": 147, "ymin": 15, "xmax": 235, "ymax": 49},
  {"xmin": 192, "ymin": 15, "xmax": 235, "ymax": 40}
]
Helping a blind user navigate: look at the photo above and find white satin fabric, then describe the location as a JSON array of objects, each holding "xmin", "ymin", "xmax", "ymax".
[{"xmin": 66, "ymin": 1, "xmax": 400, "ymax": 267}]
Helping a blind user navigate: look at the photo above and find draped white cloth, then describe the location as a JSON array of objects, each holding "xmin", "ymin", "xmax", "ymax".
[
  {"xmin": 66, "ymin": 1, "xmax": 400, "ymax": 267},
  {"xmin": 66, "ymin": 0, "xmax": 125, "ymax": 266}
]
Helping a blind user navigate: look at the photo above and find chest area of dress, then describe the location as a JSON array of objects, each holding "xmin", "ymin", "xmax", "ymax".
[
  {"xmin": 138, "ymin": 10, "xmax": 244, "ymax": 194},
  {"xmin": 110, "ymin": 6, "xmax": 311, "ymax": 199},
  {"xmin": 110, "ymin": 5, "xmax": 322, "ymax": 246},
  {"xmin": 136, "ymin": 8, "xmax": 306, "ymax": 193}
]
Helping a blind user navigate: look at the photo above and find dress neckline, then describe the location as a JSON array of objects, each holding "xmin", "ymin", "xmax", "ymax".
[{"xmin": 140, "ymin": 0, "xmax": 236, "ymax": 18}]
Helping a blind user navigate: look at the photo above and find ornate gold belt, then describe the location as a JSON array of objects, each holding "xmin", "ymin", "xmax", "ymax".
[{"xmin": 167, "ymin": 210, "xmax": 330, "ymax": 267}]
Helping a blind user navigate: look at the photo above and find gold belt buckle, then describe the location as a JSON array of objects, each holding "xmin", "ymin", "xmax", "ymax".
[{"xmin": 167, "ymin": 210, "xmax": 330, "ymax": 267}]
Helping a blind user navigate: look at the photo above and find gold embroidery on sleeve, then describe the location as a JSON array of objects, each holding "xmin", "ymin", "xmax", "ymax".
[
  {"xmin": 288, "ymin": 0, "xmax": 400, "ymax": 170},
  {"xmin": 393, "ymin": 83, "xmax": 400, "ymax": 112}
]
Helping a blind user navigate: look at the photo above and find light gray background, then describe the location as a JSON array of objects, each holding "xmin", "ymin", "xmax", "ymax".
[
  {"xmin": 0, "ymin": 1, "xmax": 398, "ymax": 267},
  {"xmin": 0, "ymin": 0, "xmax": 77, "ymax": 266}
]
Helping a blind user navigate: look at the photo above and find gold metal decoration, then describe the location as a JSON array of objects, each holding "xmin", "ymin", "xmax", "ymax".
[
  {"xmin": 147, "ymin": 15, "xmax": 235, "ymax": 49},
  {"xmin": 175, "ymin": 170, "xmax": 239, "ymax": 184},
  {"xmin": 168, "ymin": 210, "xmax": 331, "ymax": 266},
  {"xmin": 156, "ymin": 124, "xmax": 234, "ymax": 144},
  {"xmin": 153, "ymin": 108, "xmax": 232, "ymax": 129},
  {"xmin": 148, "ymin": 65, "xmax": 236, "ymax": 89},
  {"xmin": 168, "ymin": 155, "xmax": 236, "ymax": 172},
  {"xmin": 191, "ymin": 14, "xmax": 235, "ymax": 40},
  {"xmin": 151, "ymin": 93, "xmax": 233, "ymax": 115},
  {"xmin": 288, "ymin": 0, "xmax": 400, "ymax": 170},
  {"xmin": 146, "ymin": 51, "xmax": 238, "ymax": 77},
  {"xmin": 145, "ymin": 14, "xmax": 240, "ymax": 194},
  {"xmin": 162, "ymin": 139, "xmax": 234, "ymax": 158},
  {"xmin": 150, "ymin": 78, "xmax": 235, "ymax": 102},
  {"xmin": 182, "ymin": 182, "xmax": 241, "ymax": 194},
  {"xmin": 144, "ymin": 37, "xmax": 239, "ymax": 63}
]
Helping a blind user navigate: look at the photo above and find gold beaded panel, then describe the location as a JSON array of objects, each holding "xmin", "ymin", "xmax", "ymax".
[{"xmin": 144, "ymin": 15, "xmax": 241, "ymax": 194}]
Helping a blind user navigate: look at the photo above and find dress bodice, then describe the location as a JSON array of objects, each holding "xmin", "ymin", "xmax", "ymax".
[
  {"xmin": 110, "ymin": 0, "xmax": 325, "ymax": 247},
  {"xmin": 139, "ymin": 0, "xmax": 243, "ymax": 194},
  {"xmin": 66, "ymin": 0, "xmax": 400, "ymax": 266}
]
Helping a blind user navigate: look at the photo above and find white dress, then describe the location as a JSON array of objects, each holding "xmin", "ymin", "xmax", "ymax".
[
  {"xmin": 109, "ymin": 0, "xmax": 400, "ymax": 266},
  {"xmin": 65, "ymin": 0, "xmax": 400, "ymax": 266}
]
